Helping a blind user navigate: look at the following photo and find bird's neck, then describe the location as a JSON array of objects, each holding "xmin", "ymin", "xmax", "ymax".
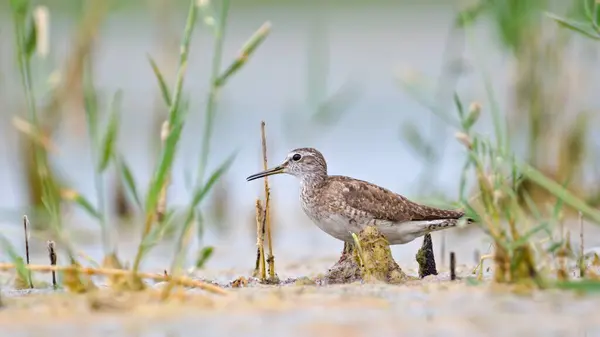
[{"xmin": 300, "ymin": 172, "xmax": 327, "ymax": 190}]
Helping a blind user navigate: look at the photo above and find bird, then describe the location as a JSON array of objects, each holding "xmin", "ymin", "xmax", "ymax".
[{"xmin": 246, "ymin": 147, "xmax": 469, "ymax": 246}]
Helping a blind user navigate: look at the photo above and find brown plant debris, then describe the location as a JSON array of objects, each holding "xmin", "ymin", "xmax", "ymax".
[
  {"xmin": 253, "ymin": 199, "xmax": 266, "ymax": 280},
  {"xmin": 63, "ymin": 261, "xmax": 98, "ymax": 294},
  {"xmin": 260, "ymin": 121, "xmax": 278, "ymax": 283},
  {"xmin": 101, "ymin": 252, "xmax": 133, "ymax": 291},
  {"xmin": 0, "ymin": 263, "xmax": 228, "ymax": 295},
  {"xmin": 231, "ymin": 276, "xmax": 248, "ymax": 288}
]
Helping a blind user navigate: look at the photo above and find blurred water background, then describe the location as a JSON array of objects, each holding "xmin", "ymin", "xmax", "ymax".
[{"xmin": 0, "ymin": 0, "xmax": 599, "ymax": 276}]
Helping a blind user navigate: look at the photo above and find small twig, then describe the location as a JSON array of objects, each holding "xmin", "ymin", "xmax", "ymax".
[
  {"xmin": 0, "ymin": 263, "xmax": 228, "ymax": 295},
  {"xmin": 450, "ymin": 251, "xmax": 456, "ymax": 281},
  {"xmin": 471, "ymin": 242, "xmax": 492, "ymax": 274},
  {"xmin": 260, "ymin": 121, "xmax": 276, "ymax": 280},
  {"xmin": 253, "ymin": 200, "xmax": 266, "ymax": 280},
  {"xmin": 23, "ymin": 215, "xmax": 33, "ymax": 289},
  {"xmin": 47, "ymin": 241, "xmax": 57, "ymax": 288},
  {"xmin": 579, "ymin": 211, "xmax": 585, "ymax": 278}
]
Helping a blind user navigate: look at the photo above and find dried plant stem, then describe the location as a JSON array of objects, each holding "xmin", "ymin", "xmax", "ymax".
[
  {"xmin": 0, "ymin": 263, "xmax": 227, "ymax": 295},
  {"xmin": 23, "ymin": 215, "xmax": 33, "ymax": 289},
  {"xmin": 254, "ymin": 200, "xmax": 266, "ymax": 280},
  {"xmin": 260, "ymin": 121, "xmax": 275, "ymax": 280},
  {"xmin": 450, "ymin": 251, "xmax": 456, "ymax": 281},
  {"xmin": 47, "ymin": 241, "xmax": 57, "ymax": 288},
  {"xmin": 579, "ymin": 211, "xmax": 585, "ymax": 278}
]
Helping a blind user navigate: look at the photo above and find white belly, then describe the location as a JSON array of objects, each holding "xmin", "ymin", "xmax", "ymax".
[
  {"xmin": 308, "ymin": 212, "xmax": 363, "ymax": 242},
  {"xmin": 302, "ymin": 202, "xmax": 454, "ymax": 245}
]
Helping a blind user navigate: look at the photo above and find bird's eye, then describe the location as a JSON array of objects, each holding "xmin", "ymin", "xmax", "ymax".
[{"xmin": 292, "ymin": 153, "xmax": 302, "ymax": 161}]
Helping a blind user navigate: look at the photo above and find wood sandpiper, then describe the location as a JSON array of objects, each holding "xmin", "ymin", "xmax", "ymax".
[{"xmin": 246, "ymin": 147, "xmax": 469, "ymax": 246}]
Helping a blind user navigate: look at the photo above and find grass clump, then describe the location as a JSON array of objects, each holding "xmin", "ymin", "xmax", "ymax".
[
  {"xmin": 5, "ymin": 0, "xmax": 271, "ymax": 298},
  {"xmin": 395, "ymin": 0, "xmax": 600, "ymax": 293}
]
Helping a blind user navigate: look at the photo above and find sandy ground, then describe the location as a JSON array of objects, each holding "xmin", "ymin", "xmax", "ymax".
[
  {"xmin": 0, "ymin": 262, "xmax": 599, "ymax": 337},
  {"xmin": 1, "ymin": 219, "xmax": 599, "ymax": 337}
]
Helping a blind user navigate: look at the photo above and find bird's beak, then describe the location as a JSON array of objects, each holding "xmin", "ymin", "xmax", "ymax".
[{"xmin": 246, "ymin": 165, "xmax": 285, "ymax": 182}]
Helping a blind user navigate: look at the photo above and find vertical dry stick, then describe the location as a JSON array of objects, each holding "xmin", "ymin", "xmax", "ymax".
[
  {"xmin": 260, "ymin": 121, "xmax": 276, "ymax": 280},
  {"xmin": 47, "ymin": 241, "xmax": 57, "ymax": 289},
  {"xmin": 23, "ymin": 215, "xmax": 33, "ymax": 289},
  {"xmin": 156, "ymin": 121, "xmax": 171, "ymax": 222},
  {"xmin": 450, "ymin": 251, "xmax": 456, "ymax": 281},
  {"xmin": 254, "ymin": 200, "xmax": 266, "ymax": 280},
  {"xmin": 579, "ymin": 211, "xmax": 585, "ymax": 278}
]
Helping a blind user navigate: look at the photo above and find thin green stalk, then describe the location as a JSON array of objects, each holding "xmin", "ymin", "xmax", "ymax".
[
  {"xmin": 82, "ymin": 62, "xmax": 110, "ymax": 255},
  {"xmin": 161, "ymin": 211, "xmax": 196, "ymax": 299},
  {"xmin": 195, "ymin": 0, "xmax": 230, "ymax": 187},
  {"xmin": 132, "ymin": 0, "xmax": 198, "ymax": 275},
  {"xmin": 10, "ymin": 1, "xmax": 63, "ymax": 241}
]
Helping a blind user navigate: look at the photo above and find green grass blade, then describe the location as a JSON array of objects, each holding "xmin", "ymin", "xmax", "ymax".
[
  {"xmin": 9, "ymin": 0, "xmax": 28, "ymax": 17},
  {"xmin": 191, "ymin": 151, "xmax": 236, "ymax": 208},
  {"xmin": 0, "ymin": 235, "xmax": 30, "ymax": 285},
  {"xmin": 24, "ymin": 15, "xmax": 36, "ymax": 59},
  {"xmin": 453, "ymin": 92, "xmax": 465, "ymax": 119},
  {"xmin": 138, "ymin": 212, "xmax": 178, "ymax": 259},
  {"xmin": 215, "ymin": 21, "xmax": 271, "ymax": 87},
  {"xmin": 147, "ymin": 55, "xmax": 172, "ymax": 106},
  {"xmin": 64, "ymin": 190, "xmax": 102, "ymax": 220},
  {"xmin": 115, "ymin": 154, "xmax": 142, "ymax": 209},
  {"xmin": 520, "ymin": 162, "xmax": 600, "ymax": 224},
  {"xmin": 555, "ymin": 280, "xmax": 600, "ymax": 293},
  {"xmin": 133, "ymin": 0, "xmax": 198, "ymax": 275},
  {"xmin": 144, "ymin": 0, "xmax": 197, "ymax": 216},
  {"xmin": 195, "ymin": 246, "xmax": 213, "ymax": 269},
  {"xmin": 194, "ymin": 0, "xmax": 231, "ymax": 188},
  {"xmin": 546, "ymin": 12, "xmax": 600, "ymax": 40},
  {"xmin": 98, "ymin": 90, "xmax": 122, "ymax": 172},
  {"xmin": 145, "ymin": 121, "xmax": 184, "ymax": 213},
  {"xmin": 83, "ymin": 69, "xmax": 99, "ymax": 140}
]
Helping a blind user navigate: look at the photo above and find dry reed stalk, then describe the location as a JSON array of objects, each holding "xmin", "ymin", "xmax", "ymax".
[
  {"xmin": 0, "ymin": 263, "xmax": 228, "ymax": 295},
  {"xmin": 450, "ymin": 251, "xmax": 456, "ymax": 281},
  {"xmin": 47, "ymin": 241, "xmax": 57, "ymax": 288},
  {"xmin": 260, "ymin": 121, "xmax": 276, "ymax": 280},
  {"xmin": 579, "ymin": 211, "xmax": 585, "ymax": 278},
  {"xmin": 23, "ymin": 215, "xmax": 33, "ymax": 289},
  {"xmin": 253, "ymin": 200, "xmax": 266, "ymax": 280}
]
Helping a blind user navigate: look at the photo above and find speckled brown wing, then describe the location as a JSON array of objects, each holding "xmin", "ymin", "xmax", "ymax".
[{"xmin": 329, "ymin": 176, "xmax": 465, "ymax": 222}]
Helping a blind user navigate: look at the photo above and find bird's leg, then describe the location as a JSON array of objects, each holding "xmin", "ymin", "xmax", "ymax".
[{"xmin": 336, "ymin": 241, "xmax": 354, "ymax": 264}]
